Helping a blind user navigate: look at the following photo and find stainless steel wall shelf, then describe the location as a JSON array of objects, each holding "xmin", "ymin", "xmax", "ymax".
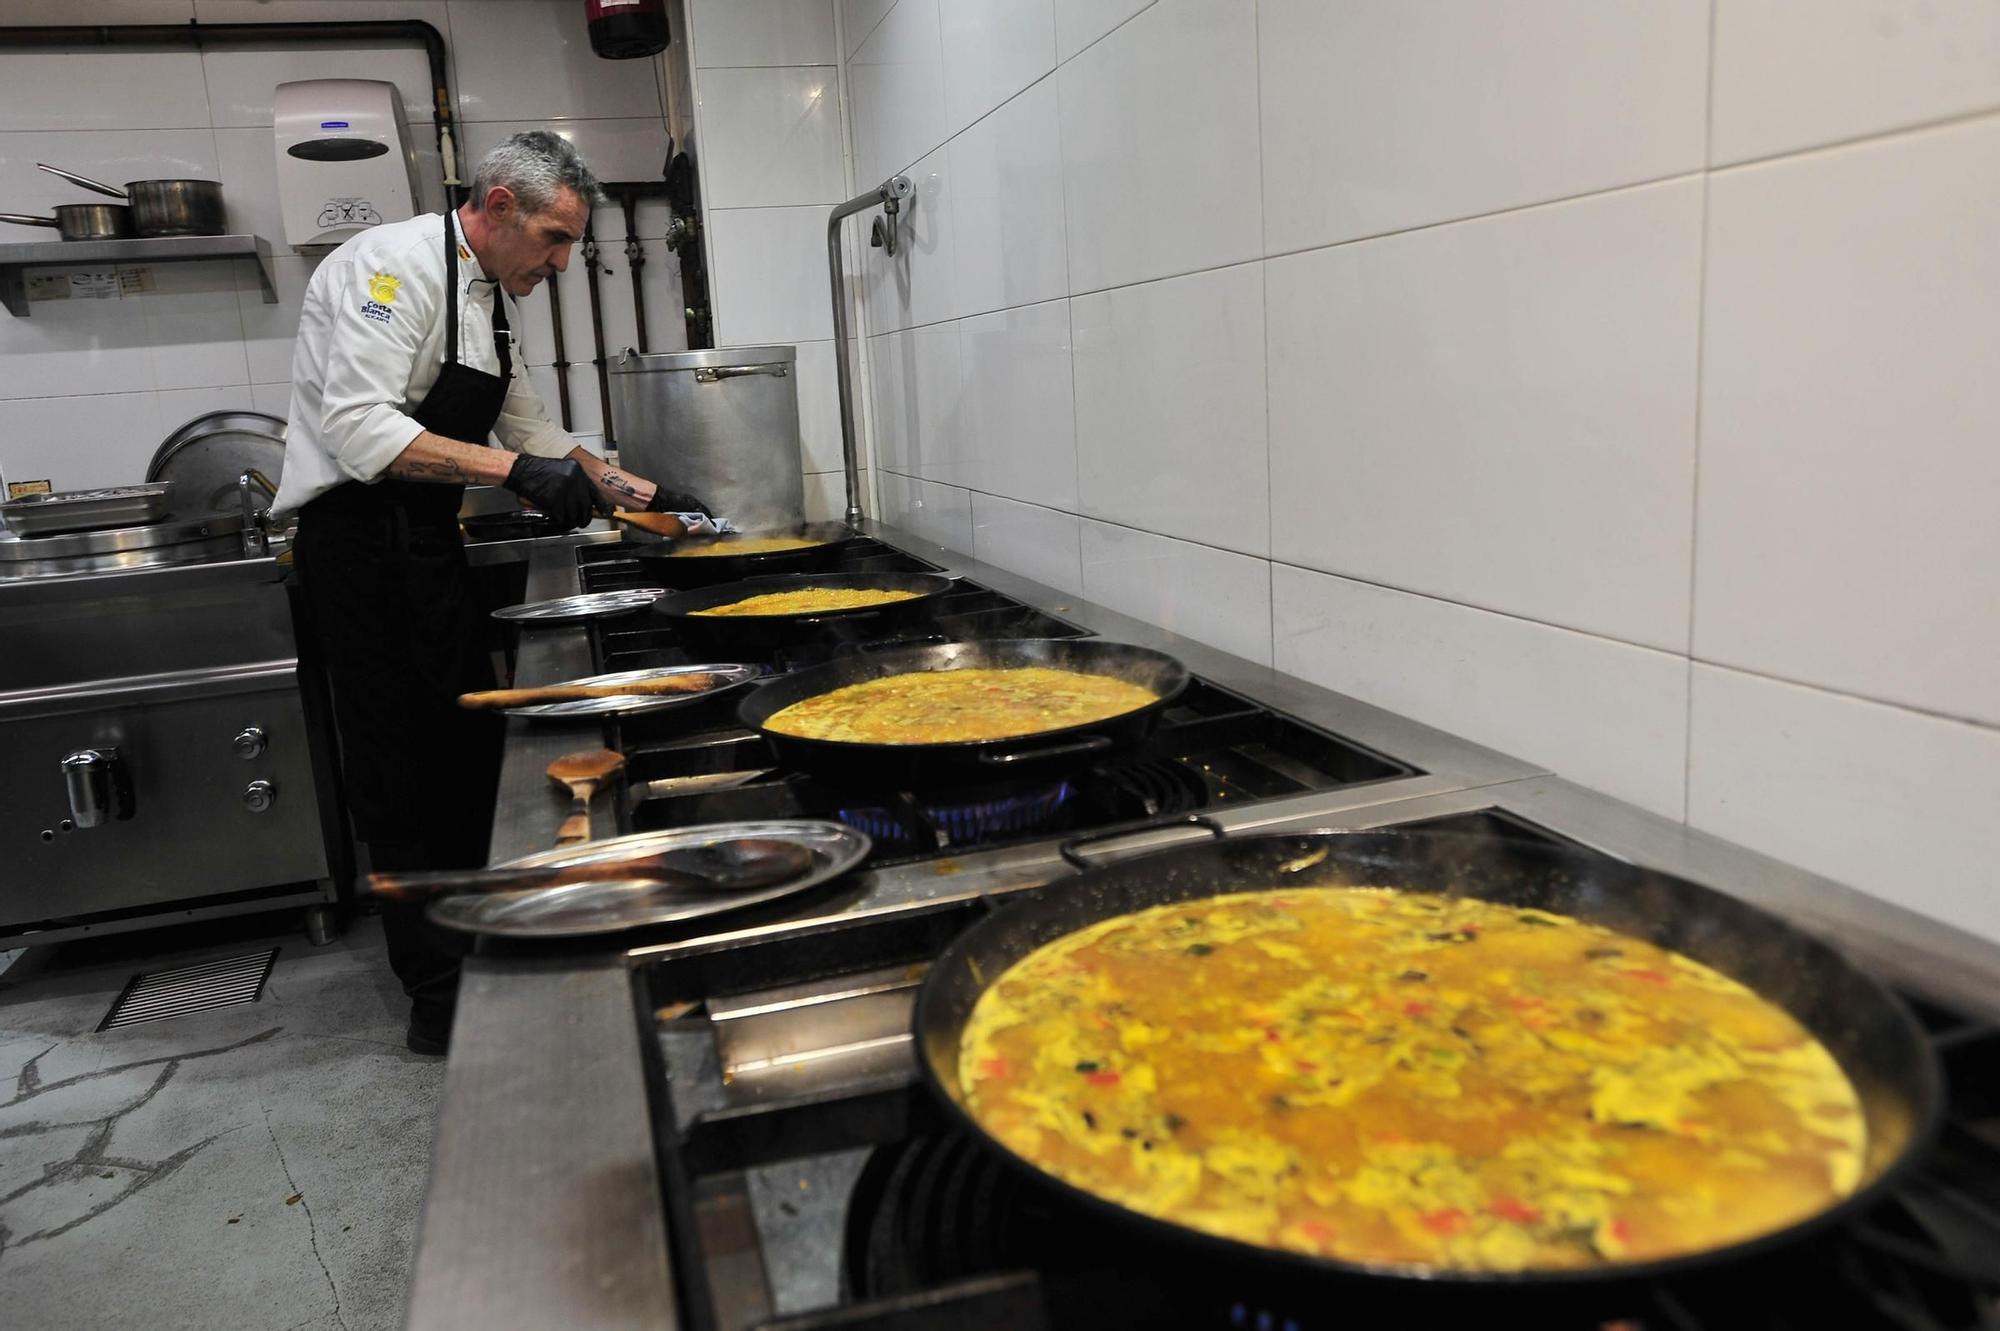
[{"xmin": 0, "ymin": 233, "xmax": 277, "ymax": 317}]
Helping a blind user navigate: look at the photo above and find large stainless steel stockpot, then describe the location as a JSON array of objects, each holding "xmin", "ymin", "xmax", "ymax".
[{"xmin": 610, "ymin": 345, "xmax": 805, "ymax": 530}]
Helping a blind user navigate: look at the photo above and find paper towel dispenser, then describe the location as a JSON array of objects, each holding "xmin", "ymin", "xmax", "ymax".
[{"xmin": 274, "ymin": 79, "xmax": 421, "ymax": 249}]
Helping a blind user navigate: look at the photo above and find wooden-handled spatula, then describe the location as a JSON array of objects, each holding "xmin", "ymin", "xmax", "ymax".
[
  {"xmin": 547, "ymin": 748, "xmax": 623, "ymax": 846},
  {"xmin": 609, "ymin": 510, "xmax": 689, "ymax": 538},
  {"xmin": 458, "ymin": 673, "xmax": 716, "ymax": 710}
]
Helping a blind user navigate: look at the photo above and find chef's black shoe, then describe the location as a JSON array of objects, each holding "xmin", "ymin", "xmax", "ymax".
[{"xmin": 406, "ymin": 1002, "xmax": 453, "ymax": 1056}]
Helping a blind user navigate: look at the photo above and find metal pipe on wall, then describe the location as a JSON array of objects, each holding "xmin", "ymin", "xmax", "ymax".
[
  {"xmin": 826, "ymin": 176, "xmax": 912, "ymax": 526},
  {"xmin": 544, "ymin": 270, "xmax": 573, "ymax": 431},
  {"xmin": 581, "ymin": 219, "xmax": 616, "ymax": 451}
]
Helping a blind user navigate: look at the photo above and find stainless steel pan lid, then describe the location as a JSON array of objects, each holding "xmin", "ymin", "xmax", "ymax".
[
  {"xmin": 147, "ymin": 411, "xmax": 288, "ymax": 516},
  {"xmin": 492, "ymin": 588, "xmax": 669, "ymax": 623},
  {"xmin": 426, "ymin": 821, "xmax": 870, "ymax": 938}
]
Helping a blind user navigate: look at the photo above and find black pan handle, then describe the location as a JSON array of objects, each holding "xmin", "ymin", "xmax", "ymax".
[
  {"xmin": 1060, "ymin": 814, "xmax": 1225, "ymax": 869},
  {"xmin": 846, "ymin": 632, "xmax": 949, "ymax": 656},
  {"xmin": 977, "ymin": 733, "xmax": 1114, "ymax": 767}
]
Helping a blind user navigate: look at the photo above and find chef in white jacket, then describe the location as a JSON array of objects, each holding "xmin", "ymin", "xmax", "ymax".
[{"xmin": 276, "ymin": 131, "xmax": 705, "ymax": 1054}]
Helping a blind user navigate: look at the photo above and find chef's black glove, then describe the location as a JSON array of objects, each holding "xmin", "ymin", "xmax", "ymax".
[
  {"xmin": 647, "ymin": 485, "xmax": 711, "ymax": 516},
  {"xmin": 503, "ymin": 454, "xmax": 596, "ymax": 531}
]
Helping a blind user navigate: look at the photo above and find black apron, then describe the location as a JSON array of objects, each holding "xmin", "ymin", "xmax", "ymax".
[{"xmin": 293, "ymin": 215, "xmax": 514, "ymax": 999}]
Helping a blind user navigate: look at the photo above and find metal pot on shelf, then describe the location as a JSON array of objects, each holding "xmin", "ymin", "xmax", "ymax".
[
  {"xmin": 609, "ymin": 345, "xmax": 805, "ymax": 530},
  {"xmin": 0, "ymin": 203, "xmax": 133, "ymax": 241},
  {"xmin": 37, "ymin": 162, "xmax": 225, "ymax": 238}
]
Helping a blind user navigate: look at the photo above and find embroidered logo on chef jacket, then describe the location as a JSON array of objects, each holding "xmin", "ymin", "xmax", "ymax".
[{"xmin": 360, "ymin": 270, "xmax": 400, "ymax": 324}]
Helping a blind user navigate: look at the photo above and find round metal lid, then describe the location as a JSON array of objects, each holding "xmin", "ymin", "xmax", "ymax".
[
  {"xmin": 426, "ymin": 821, "xmax": 871, "ymax": 938},
  {"xmin": 146, "ymin": 410, "xmax": 288, "ymax": 515},
  {"xmin": 609, "ymin": 344, "xmax": 796, "ymax": 373}
]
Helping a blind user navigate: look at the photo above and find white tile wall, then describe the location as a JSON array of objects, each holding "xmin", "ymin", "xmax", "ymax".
[
  {"xmin": 201, "ymin": 45, "xmax": 436, "ymax": 128},
  {"xmin": 841, "ymin": 0, "xmax": 898, "ymax": 59},
  {"xmin": 195, "ymin": 0, "xmax": 445, "ymax": 19},
  {"xmin": 971, "ymin": 491, "xmax": 1082, "ymax": 596},
  {"xmin": 1072, "ymin": 261, "xmax": 1265, "ymax": 555},
  {"xmin": 878, "ymin": 468, "xmax": 972, "ymax": 549},
  {"xmin": 691, "ymin": 0, "xmax": 838, "ymax": 68},
  {"xmin": 1084, "ymin": 520, "xmax": 1273, "ymax": 666},
  {"xmin": 793, "ymin": 339, "xmax": 845, "ymax": 475},
  {"xmin": 958, "ymin": 299, "xmax": 1075, "ymax": 511},
  {"xmin": 1273, "ymin": 566, "xmax": 1691, "ymax": 818},
  {"xmin": 0, "ymin": 50, "xmax": 211, "ymax": 132},
  {"xmin": 1688, "ymin": 665, "xmax": 2000, "ymax": 943},
  {"xmin": 12, "ymin": 0, "xmax": 190, "ymax": 19},
  {"xmin": 1052, "ymin": 0, "xmax": 1153, "ymax": 62},
  {"xmin": 1258, "ymin": 0, "xmax": 1707, "ymax": 254},
  {"xmin": 938, "ymin": 0, "xmax": 1055, "ymax": 138},
  {"xmin": 1710, "ymin": 0, "xmax": 2000, "ymax": 166},
  {"xmin": 948, "ymin": 77, "xmax": 1067, "ymax": 318},
  {"xmin": 866, "ymin": 324, "xmax": 968, "ymax": 483},
  {"xmin": 846, "ymin": 0, "xmax": 946, "ymax": 187},
  {"xmin": 449, "ymin": 0, "xmax": 664, "ymax": 122},
  {"xmin": 694, "ymin": 66, "xmax": 845, "ymax": 208},
  {"xmin": 458, "ymin": 119, "xmax": 672, "ymax": 185},
  {"xmin": 1267, "ymin": 180, "xmax": 1703, "ymax": 652},
  {"xmin": 706, "ymin": 206, "xmax": 836, "ymax": 344},
  {"xmin": 1056, "ymin": 0, "xmax": 1260, "ymax": 293},
  {"xmin": 804, "ymin": 468, "xmax": 854, "ymax": 522},
  {"xmin": 1696, "ymin": 118, "xmax": 2000, "ymax": 727}
]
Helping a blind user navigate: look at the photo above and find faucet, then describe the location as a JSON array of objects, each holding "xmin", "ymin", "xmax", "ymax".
[{"xmin": 827, "ymin": 175, "xmax": 914, "ymax": 527}]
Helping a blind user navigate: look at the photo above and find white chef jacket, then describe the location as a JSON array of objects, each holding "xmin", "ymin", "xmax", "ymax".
[{"xmin": 271, "ymin": 210, "xmax": 572, "ymax": 517}]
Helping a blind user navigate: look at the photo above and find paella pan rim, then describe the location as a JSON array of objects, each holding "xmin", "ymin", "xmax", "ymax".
[{"xmin": 910, "ymin": 828, "xmax": 1945, "ymax": 1291}]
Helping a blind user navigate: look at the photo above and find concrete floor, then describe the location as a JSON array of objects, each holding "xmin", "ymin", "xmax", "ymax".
[{"xmin": 0, "ymin": 911, "xmax": 442, "ymax": 1330}]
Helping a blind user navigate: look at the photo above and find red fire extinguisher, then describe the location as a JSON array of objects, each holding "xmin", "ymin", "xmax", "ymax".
[{"xmin": 586, "ymin": 0, "xmax": 670, "ymax": 59}]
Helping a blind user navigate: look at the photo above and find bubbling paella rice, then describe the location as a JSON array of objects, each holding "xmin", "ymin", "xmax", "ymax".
[{"xmin": 958, "ymin": 886, "xmax": 1864, "ymax": 1272}]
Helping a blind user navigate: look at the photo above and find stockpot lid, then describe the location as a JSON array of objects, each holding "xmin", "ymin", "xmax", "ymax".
[{"xmin": 609, "ymin": 345, "xmax": 796, "ymax": 374}]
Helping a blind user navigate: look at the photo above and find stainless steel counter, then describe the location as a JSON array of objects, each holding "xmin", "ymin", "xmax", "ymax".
[{"xmin": 405, "ymin": 522, "xmax": 2000, "ymax": 1331}]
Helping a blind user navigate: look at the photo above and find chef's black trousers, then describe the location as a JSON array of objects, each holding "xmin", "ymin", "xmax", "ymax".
[{"xmin": 292, "ymin": 487, "xmax": 503, "ymax": 1018}]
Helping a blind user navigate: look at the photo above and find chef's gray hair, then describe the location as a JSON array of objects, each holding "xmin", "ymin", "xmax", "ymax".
[{"xmin": 467, "ymin": 130, "xmax": 603, "ymax": 215}]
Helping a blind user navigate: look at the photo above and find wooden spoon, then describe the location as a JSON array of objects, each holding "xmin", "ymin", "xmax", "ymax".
[
  {"xmin": 547, "ymin": 748, "xmax": 624, "ymax": 846},
  {"xmin": 363, "ymin": 837, "xmax": 818, "ymax": 905},
  {"xmin": 458, "ymin": 673, "xmax": 716, "ymax": 710}
]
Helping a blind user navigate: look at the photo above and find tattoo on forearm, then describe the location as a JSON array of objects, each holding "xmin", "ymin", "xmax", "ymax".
[
  {"xmin": 394, "ymin": 456, "xmax": 473, "ymax": 482},
  {"xmin": 599, "ymin": 469, "xmax": 642, "ymax": 499}
]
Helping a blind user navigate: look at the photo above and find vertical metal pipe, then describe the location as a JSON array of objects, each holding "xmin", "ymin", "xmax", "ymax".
[
  {"xmin": 619, "ymin": 193, "xmax": 649, "ymax": 355},
  {"xmin": 545, "ymin": 269, "xmax": 573, "ymax": 431},
  {"xmin": 827, "ymin": 176, "xmax": 911, "ymax": 527},
  {"xmin": 582, "ymin": 219, "xmax": 616, "ymax": 451}
]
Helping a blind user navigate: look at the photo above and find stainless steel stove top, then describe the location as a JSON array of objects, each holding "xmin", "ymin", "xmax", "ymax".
[{"xmin": 404, "ymin": 522, "xmax": 2000, "ymax": 1331}]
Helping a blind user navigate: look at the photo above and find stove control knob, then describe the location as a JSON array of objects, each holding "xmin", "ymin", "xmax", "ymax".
[
  {"xmin": 233, "ymin": 726, "xmax": 268, "ymax": 759},
  {"xmin": 242, "ymin": 780, "xmax": 277, "ymax": 814}
]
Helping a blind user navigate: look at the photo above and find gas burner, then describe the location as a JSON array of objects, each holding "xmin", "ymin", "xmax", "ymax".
[{"xmin": 838, "ymin": 783, "xmax": 1078, "ymax": 851}]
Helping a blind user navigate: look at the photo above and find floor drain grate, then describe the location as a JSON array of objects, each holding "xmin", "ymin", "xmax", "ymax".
[{"xmin": 98, "ymin": 948, "xmax": 279, "ymax": 1031}]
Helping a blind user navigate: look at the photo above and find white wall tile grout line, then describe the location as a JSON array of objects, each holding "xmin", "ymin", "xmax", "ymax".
[
  {"xmin": 1707, "ymin": 101, "xmax": 2000, "ymax": 174},
  {"xmin": 1682, "ymin": 0, "xmax": 1722, "ymax": 823}
]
